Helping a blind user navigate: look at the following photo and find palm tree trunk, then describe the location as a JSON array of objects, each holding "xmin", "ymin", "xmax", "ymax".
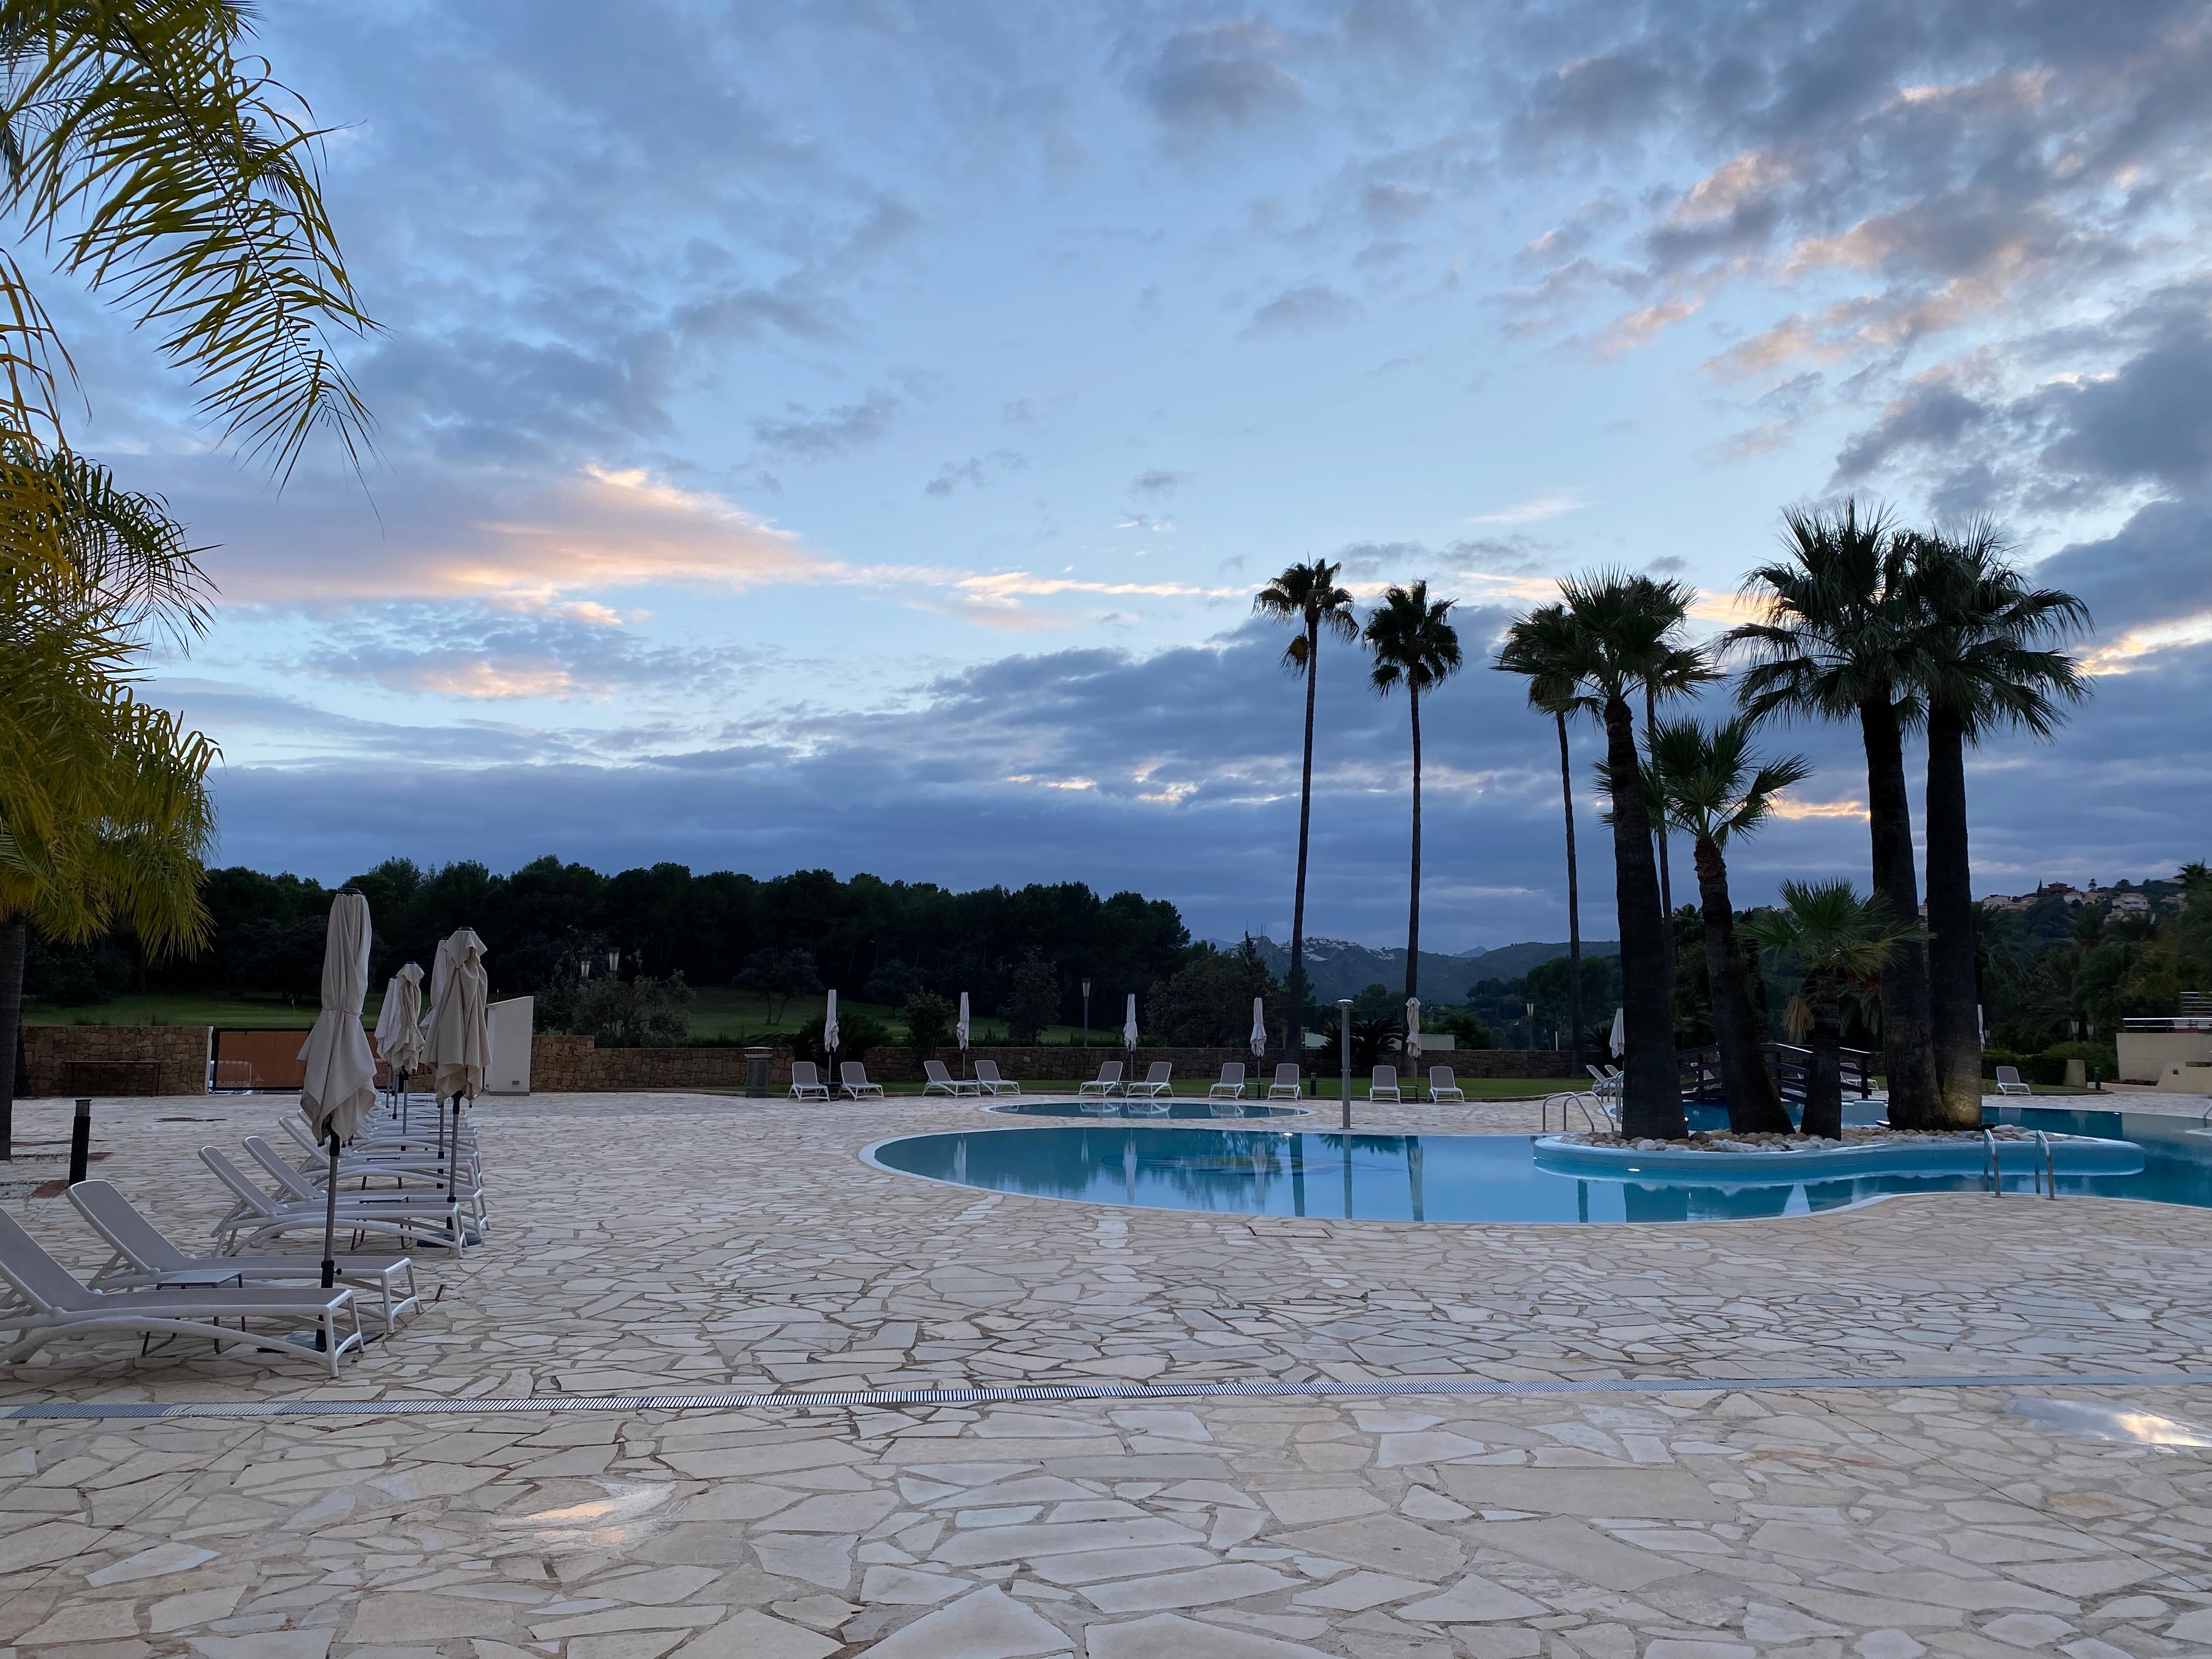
[
  {"xmin": 1556, "ymin": 711, "xmax": 1584, "ymax": 1079},
  {"xmin": 1691, "ymin": 836, "xmax": 1790, "ymax": 1135},
  {"xmin": 1858, "ymin": 694, "xmax": 1939, "ymax": 1127},
  {"xmin": 1646, "ymin": 685, "xmax": 1675, "ymax": 1011},
  {"xmin": 1804, "ymin": 975, "xmax": 1845, "ymax": 1140},
  {"xmin": 1923, "ymin": 702, "xmax": 1983, "ymax": 1126},
  {"xmin": 0, "ymin": 916, "xmax": 24, "ymax": 1160},
  {"xmin": 1604, "ymin": 693, "xmax": 1685, "ymax": 1139},
  {"xmin": 1404, "ymin": 685, "xmax": 1421, "ymax": 1004},
  {"xmin": 1288, "ymin": 621, "xmax": 1319, "ymax": 1049}
]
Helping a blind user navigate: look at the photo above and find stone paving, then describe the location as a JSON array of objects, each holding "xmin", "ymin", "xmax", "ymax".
[{"xmin": 4, "ymin": 1089, "xmax": 2212, "ymax": 1656}]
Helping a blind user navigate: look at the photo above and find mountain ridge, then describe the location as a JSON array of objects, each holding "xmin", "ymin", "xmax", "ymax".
[{"xmin": 1227, "ymin": 935, "xmax": 1619, "ymax": 1003}]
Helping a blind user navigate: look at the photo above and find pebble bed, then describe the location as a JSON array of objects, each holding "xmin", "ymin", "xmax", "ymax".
[{"xmin": 1561, "ymin": 1124, "xmax": 2060, "ymax": 1154}]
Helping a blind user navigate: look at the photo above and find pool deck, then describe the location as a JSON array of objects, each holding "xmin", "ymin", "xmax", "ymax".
[{"xmin": 5, "ymin": 1087, "xmax": 2212, "ymax": 1658}]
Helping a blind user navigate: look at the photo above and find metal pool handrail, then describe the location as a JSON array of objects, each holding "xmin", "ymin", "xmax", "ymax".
[
  {"xmin": 2036, "ymin": 1129, "xmax": 2055, "ymax": 1199},
  {"xmin": 1538, "ymin": 1092, "xmax": 1608, "ymax": 1137},
  {"xmin": 1984, "ymin": 1127, "xmax": 1999, "ymax": 1195}
]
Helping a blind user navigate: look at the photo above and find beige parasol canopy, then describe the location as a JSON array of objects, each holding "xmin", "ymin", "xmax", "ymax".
[
  {"xmin": 373, "ymin": 960, "xmax": 427, "ymax": 1077},
  {"xmin": 298, "ymin": 893, "xmax": 378, "ymax": 1143},
  {"xmin": 429, "ymin": 928, "xmax": 490, "ymax": 1100}
]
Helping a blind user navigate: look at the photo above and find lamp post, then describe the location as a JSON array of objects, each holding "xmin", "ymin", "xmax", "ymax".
[
  {"xmin": 1525, "ymin": 1000, "xmax": 1536, "ymax": 1050},
  {"xmin": 1338, "ymin": 997, "xmax": 1353, "ymax": 1133},
  {"xmin": 1081, "ymin": 978, "xmax": 1092, "ymax": 1053}
]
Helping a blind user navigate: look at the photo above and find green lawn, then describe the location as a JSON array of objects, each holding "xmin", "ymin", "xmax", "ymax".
[{"xmin": 20, "ymin": 991, "xmax": 363, "ymax": 1029}]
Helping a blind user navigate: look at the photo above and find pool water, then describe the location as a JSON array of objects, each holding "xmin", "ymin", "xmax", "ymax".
[
  {"xmin": 866, "ymin": 1105, "xmax": 2212, "ymax": 1224},
  {"xmin": 985, "ymin": 1101, "xmax": 1306, "ymax": 1121}
]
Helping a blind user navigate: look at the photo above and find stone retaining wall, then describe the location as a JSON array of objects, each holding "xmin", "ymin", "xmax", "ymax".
[
  {"xmin": 22, "ymin": 1025, "xmax": 211, "ymax": 1097},
  {"xmin": 527, "ymin": 1036, "xmax": 1584, "ymax": 1093}
]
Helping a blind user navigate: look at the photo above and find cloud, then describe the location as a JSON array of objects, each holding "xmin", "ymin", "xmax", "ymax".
[
  {"xmin": 1468, "ymin": 491, "xmax": 1583, "ymax": 526},
  {"xmin": 1130, "ymin": 468, "xmax": 1192, "ymax": 499},
  {"xmin": 925, "ymin": 450, "xmax": 1027, "ymax": 496},
  {"xmin": 1126, "ymin": 21, "xmax": 1306, "ymax": 131},
  {"xmin": 750, "ymin": 389, "xmax": 902, "ymax": 456},
  {"xmin": 1244, "ymin": 281, "xmax": 1361, "ymax": 336}
]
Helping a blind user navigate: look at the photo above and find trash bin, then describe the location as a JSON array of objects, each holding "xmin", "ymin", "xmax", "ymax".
[{"xmin": 745, "ymin": 1046, "xmax": 773, "ymax": 1098}]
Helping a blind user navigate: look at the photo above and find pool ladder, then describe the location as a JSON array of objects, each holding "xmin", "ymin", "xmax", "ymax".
[
  {"xmin": 1539, "ymin": 1091, "xmax": 1609, "ymax": 1136},
  {"xmin": 1985, "ymin": 1127, "xmax": 2057, "ymax": 1198}
]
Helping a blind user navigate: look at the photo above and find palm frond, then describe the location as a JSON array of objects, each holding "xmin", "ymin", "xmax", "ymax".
[{"xmin": 1, "ymin": 0, "xmax": 378, "ymax": 478}]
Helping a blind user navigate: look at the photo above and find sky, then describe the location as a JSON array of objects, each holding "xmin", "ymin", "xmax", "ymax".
[{"xmin": 46, "ymin": 0, "xmax": 2212, "ymax": 950}]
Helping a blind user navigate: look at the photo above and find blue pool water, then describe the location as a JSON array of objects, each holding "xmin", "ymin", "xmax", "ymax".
[
  {"xmin": 866, "ymin": 1105, "xmax": 2212, "ymax": 1224},
  {"xmin": 985, "ymin": 1101, "xmax": 1306, "ymax": 1120}
]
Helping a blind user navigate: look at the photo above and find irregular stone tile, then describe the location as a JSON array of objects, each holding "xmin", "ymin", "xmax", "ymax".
[
  {"xmin": 667, "ymin": 1609, "xmax": 840, "ymax": 1659},
  {"xmin": 84, "ymin": 1543, "xmax": 219, "ymax": 1585},
  {"xmin": 1395, "ymin": 1574, "xmax": 1547, "ymax": 1623},
  {"xmin": 186, "ymin": 1634, "xmax": 334, "ymax": 1659},
  {"xmin": 762, "ymin": 1490, "xmax": 900, "ymax": 1534},
  {"xmin": 858, "ymin": 1565, "xmax": 968, "ymax": 1605},
  {"xmin": 933, "ymin": 1518, "xmax": 1207, "ymax": 1567},
  {"xmin": 864, "ymin": 1587, "xmax": 1069, "ymax": 1658},
  {"xmin": 1085, "ymin": 1612, "xmax": 1337, "ymax": 1657},
  {"xmin": 0, "ymin": 1520, "xmax": 108, "ymax": 1573},
  {"xmin": 1290, "ymin": 1572, "xmax": 1435, "ymax": 1612},
  {"xmin": 1462, "ymin": 1517, "xmax": 1689, "ymax": 1592},
  {"xmin": 1079, "ymin": 1564, "xmax": 1302, "ymax": 1614},
  {"xmin": 1258, "ymin": 1489, "xmax": 1387, "ymax": 1525},
  {"xmin": 150, "ymin": 1588, "xmax": 247, "ymax": 1633},
  {"xmin": 1439, "ymin": 1466, "xmax": 1728, "ymax": 1520},
  {"xmin": 1272, "ymin": 1516, "xmax": 1464, "ymax": 1579},
  {"xmin": 1029, "ymin": 1545, "xmax": 1220, "ymax": 1585},
  {"xmin": 750, "ymin": 1533, "xmax": 857, "ymax": 1592}
]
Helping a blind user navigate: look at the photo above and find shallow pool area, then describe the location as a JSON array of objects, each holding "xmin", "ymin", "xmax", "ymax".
[{"xmin": 865, "ymin": 1105, "xmax": 2212, "ymax": 1223}]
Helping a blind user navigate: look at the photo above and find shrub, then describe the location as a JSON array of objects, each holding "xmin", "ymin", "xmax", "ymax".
[
  {"xmin": 2040, "ymin": 1039, "xmax": 2118, "ymax": 1083},
  {"xmin": 789, "ymin": 1012, "xmax": 892, "ymax": 1067},
  {"xmin": 1002, "ymin": 952, "xmax": 1060, "ymax": 1044},
  {"xmin": 901, "ymin": 989, "xmax": 955, "ymax": 1060},
  {"xmin": 568, "ymin": 972, "xmax": 693, "ymax": 1048}
]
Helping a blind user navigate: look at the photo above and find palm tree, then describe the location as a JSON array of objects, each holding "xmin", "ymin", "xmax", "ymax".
[
  {"xmin": 1253, "ymin": 559, "xmax": 1357, "ymax": 1039},
  {"xmin": 1902, "ymin": 524, "xmax": 2090, "ymax": 1125},
  {"xmin": 0, "ymin": 563, "xmax": 216, "ymax": 1159},
  {"xmin": 1364, "ymin": 582, "xmax": 1462, "ymax": 1003},
  {"xmin": 1553, "ymin": 573, "xmax": 1698, "ymax": 1139},
  {"xmin": 1642, "ymin": 644, "xmax": 1722, "ymax": 1014},
  {"xmin": 1729, "ymin": 501, "xmax": 1945, "ymax": 1128},
  {"xmin": 1647, "ymin": 718, "xmax": 1808, "ymax": 1136},
  {"xmin": 1496, "ymin": 603, "xmax": 1598, "ymax": 1081},
  {"xmin": 1745, "ymin": 881, "xmax": 1922, "ymax": 1139}
]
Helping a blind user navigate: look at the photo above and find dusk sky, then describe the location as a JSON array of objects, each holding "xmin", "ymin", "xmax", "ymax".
[{"xmin": 63, "ymin": 1, "xmax": 2212, "ymax": 949}]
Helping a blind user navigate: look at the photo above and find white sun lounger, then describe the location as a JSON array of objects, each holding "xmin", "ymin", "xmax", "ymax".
[
  {"xmin": 278, "ymin": 1113, "xmax": 479, "ymax": 1183},
  {"xmin": 839, "ymin": 1062, "xmax": 885, "ymax": 1100},
  {"xmin": 1587, "ymin": 1064, "xmax": 1623, "ymax": 1097},
  {"xmin": 1079, "ymin": 1062, "xmax": 1125, "ymax": 1098},
  {"xmin": 1994, "ymin": 1065, "xmax": 2032, "ymax": 1097},
  {"xmin": 1127, "ymin": 1062, "xmax": 1173, "ymax": 1100},
  {"xmin": 789, "ymin": 1061, "xmax": 831, "ymax": 1101},
  {"xmin": 201, "ymin": 1147, "xmax": 465, "ymax": 1256},
  {"xmin": 1369, "ymin": 1064, "xmax": 1401, "ymax": 1102},
  {"xmin": 1427, "ymin": 1066, "xmax": 1465, "ymax": 1102},
  {"xmin": 922, "ymin": 1060, "xmax": 983, "ymax": 1097},
  {"xmin": 244, "ymin": 1136, "xmax": 483, "ymax": 1240},
  {"xmin": 0, "ymin": 1209, "xmax": 363, "ymax": 1377},
  {"xmin": 973, "ymin": 1059, "xmax": 1020, "ymax": 1097},
  {"xmin": 1209, "ymin": 1064, "xmax": 1248, "ymax": 1100},
  {"xmin": 69, "ymin": 1181, "xmax": 420, "ymax": 1331},
  {"xmin": 1267, "ymin": 1063, "xmax": 1301, "ymax": 1099}
]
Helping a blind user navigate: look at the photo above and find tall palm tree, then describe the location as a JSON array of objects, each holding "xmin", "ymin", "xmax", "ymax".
[
  {"xmin": 1554, "ymin": 573, "xmax": 1697, "ymax": 1139},
  {"xmin": 1647, "ymin": 717, "xmax": 1808, "ymax": 1135},
  {"xmin": 1643, "ymin": 644, "xmax": 1722, "ymax": 1013},
  {"xmin": 1364, "ymin": 581, "xmax": 1462, "ymax": 1003},
  {"xmin": 1496, "ymin": 603, "xmax": 1598, "ymax": 1080},
  {"xmin": 1253, "ymin": 559, "xmax": 1357, "ymax": 1038},
  {"xmin": 1729, "ymin": 501, "xmax": 1945, "ymax": 1128},
  {"xmin": 1902, "ymin": 524, "xmax": 2090, "ymax": 1124},
  {"xmin": 1745, "ymin": 881, "xmax": 1922, "ymax": 1139}
]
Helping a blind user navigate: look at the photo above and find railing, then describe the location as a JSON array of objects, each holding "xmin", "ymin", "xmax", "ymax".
[
  {"xmin": 1538, "ymin": 1092, "xmax": 1608, "ymax": 1136},
  {"xmin": 1674, "ymin": 1042, "xmax": 1875, "ymax": 1104},
  {"xmin": 2122, "ymin": 1016, "xmax": 2212, "ymax": 1031}
]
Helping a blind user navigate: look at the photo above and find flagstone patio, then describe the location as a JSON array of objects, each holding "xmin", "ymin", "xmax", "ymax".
[{"xmin": 4, "ymin": 1088, "xmax": 2212, "ymax": 1656}]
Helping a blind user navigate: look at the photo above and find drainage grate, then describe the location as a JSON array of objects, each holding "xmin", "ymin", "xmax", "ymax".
[{"xmin": 6, "ymin": 1369, "xmax": 2212, "ymax": 1421}]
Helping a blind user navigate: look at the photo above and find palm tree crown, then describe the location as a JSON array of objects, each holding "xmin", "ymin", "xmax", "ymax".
[
  {"xmin": 1254, "ymin": 558, "xmax": 1358, "ymax": 672},
  {"xmin": 1364, "ymin": 580, "xmax": 1462, "ymax": 696},
  {"xmin": 1495, "ymin": 602, "xmax": 1596, "ymax": 721},
  {"xmin": 1744, "ymin": 881, "xmax": 1921, "ymax": 998},
  {"xmin": 1728, "ymin": 500, "xmax": 1919, "ymax": 726},
  {"xmin": 1647, "ymin": 718, "xmax": 1812, "ymax": 851},
  {"xmin": 1901, "ymin": 522, "xmax": 2090, "ymax": 740}
]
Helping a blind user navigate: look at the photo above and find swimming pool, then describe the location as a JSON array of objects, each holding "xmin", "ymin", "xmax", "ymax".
[
  {"xmin": 865, "ymin": 1105, "xmax": 2212, "ymax": 1224},
  {"xmin": 984, "ymin": 1101, "xmax": 1307, "ymax": 1121}
]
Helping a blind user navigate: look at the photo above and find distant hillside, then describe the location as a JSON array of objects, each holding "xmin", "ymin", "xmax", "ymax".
[{"xmin": 1241, "ymin": 935, "xmax": 1617, "ymax": 1003}]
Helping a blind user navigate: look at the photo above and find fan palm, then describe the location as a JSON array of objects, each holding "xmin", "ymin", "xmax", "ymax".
[
  {"xmin": 1901, "ymin": 524, "xmax": 2090, "ymax": 1124},
  {"xmin": 1642, "ymin": 642, "xmax": 1722, "ymax": 1006},
  {"xmin": 1551, "ymin": 572, "xmax": 1697, "ymax": 1139},
  {"xmin": 1647, "ymin": 717, "xmax": 1808, "ymax": 1135},
  {"xmin": 1364, "ymin": 581, "xmax": 1461, "ymax": 1003},
  {"xmin": 1745, "ymin": 881, "xmax": 1922, "ymax": 1139},
  {"xmin": 1728, "ymin": 501, "xmax": 1944, "ymax": 1127},
  {"xmin": 1253, "ymin": 558, "xmax": 1356, "ymax": 1037},
  {"xmin": 1495, "ymin": 602, "xmax": 1598, "ymax": 1079}
]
